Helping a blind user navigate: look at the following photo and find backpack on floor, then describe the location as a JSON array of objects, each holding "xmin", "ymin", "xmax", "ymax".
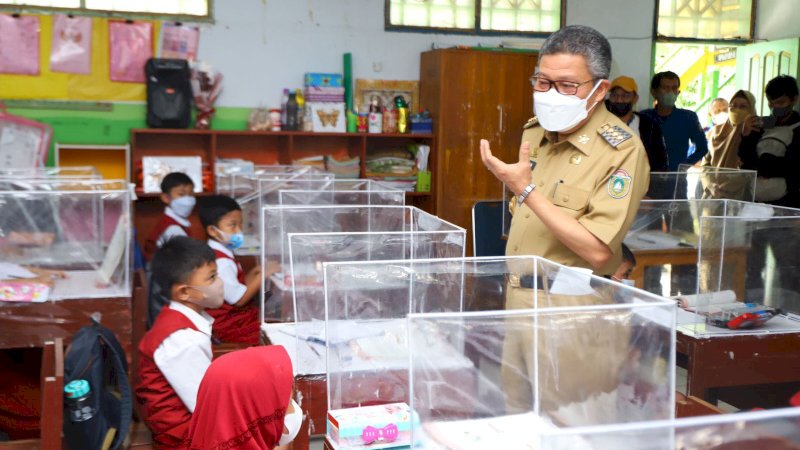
[{"xmin": 63, "ymin": 320, "xmax": 132, "ymax": 450}]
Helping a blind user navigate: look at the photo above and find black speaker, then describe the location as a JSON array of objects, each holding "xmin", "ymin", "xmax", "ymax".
[{"xmin": 145, "ymin": 58, "xmax": 192, "ymax": 129}]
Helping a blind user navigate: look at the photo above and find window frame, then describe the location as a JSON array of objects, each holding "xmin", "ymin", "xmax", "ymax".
[
  {"xmin": 0, "ymin": 0, "xmax": 214, "ymax": 23},
  {"xmin": 652, "ymin": 0, "xmax": 756, "ymax": 45},
  {"xmin": 384, "ymin": 0, "xmax": 566, "ymax": 37}
]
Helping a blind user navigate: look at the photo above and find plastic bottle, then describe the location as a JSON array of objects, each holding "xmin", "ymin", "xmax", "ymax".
[
  {"xmin": 64, "ymin": 379, "xmax": 95, "ymax": 422},
  {"xmin": 280, "ymin": 89, "xmax": 290, "ymax": 130},
  {"xmin": 368, "ymin": 96, "xmax": 383, "ymax": 134},
  {"xmin": 395, "ymin": 96, "xmax": 409, "ymax": 134},
  {"xmin": 286, "ymin": 92, "xmax": 299, "ymax": 131}
]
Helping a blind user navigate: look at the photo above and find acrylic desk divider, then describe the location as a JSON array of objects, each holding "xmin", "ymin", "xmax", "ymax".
[
  {"xmin": 261, "ymin": 205, "xmax": 466, "ymax": 376},
  {"xmin": 0, "ymin": 166, "xmax": 102, "ymax": 179},
  {"xmin": 0, "ymin": 178, "xmax": 132, "ymax": 302},
  {"xmin": 276, "ymin": 179, "xmax": 405, "ymax": 207},
  {"xmin": 649, "ymin": 166, "xmax": 756, "ymax": 201},
  {"xmin": 215, "ymin": 164, "xmax": 325, "ymax": 197},
  {"xmin": 318, "ymin": 256, "xmax": 677, "ymax": 449},
  {"xmin": 679, "ymin": 208, "xmax": 800, "ymax": 338}
]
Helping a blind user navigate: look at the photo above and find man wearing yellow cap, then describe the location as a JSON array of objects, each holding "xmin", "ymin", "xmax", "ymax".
[{"xmin": 606, "ymin": 76, "xmax": 668, "ymax": 171}]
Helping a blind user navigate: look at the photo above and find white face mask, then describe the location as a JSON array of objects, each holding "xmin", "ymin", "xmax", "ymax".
[
  {"xmin": 170, "ymin": 196, "xmax": 196, "ymax": 218},
  {"xmin": 712, "ymin": 112, "xmax": 729, "ymax": 126},
  {"xmin": 534, "ymin": 80, "xmax": 602, "ymax": 132},
  {"xmin": 187, "ymin": 277, "xmax": 225, "ymax": 309},
  {"xmin": 278, "ymin": 399, "xmax": 302, "ymax": 446},
  {"xmin": 620, "ymin": 279, "xmax": 636, "ymax": 287}
]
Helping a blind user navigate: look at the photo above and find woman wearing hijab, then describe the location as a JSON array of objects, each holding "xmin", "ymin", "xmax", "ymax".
[
  {"xmin": 703, "ymin": 90, "xmax": 757, "ymax": 169},
  {"xmin": 188, "ymin": 346, "xmax": 302, "ymax": 450}
]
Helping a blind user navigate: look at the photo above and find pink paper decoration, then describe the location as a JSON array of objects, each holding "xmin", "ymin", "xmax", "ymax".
[
  {"xmin": 50, "ymin": 15, "xmax": 92, "ymax": 74},
  {"xmin": 109, "ymin": 20, "xmax": 152, "ymax": 83},
  {"xmin": 0, "ymin": 14, "xmax": 40, "ymax": 76},
  {"xmin": 160, "ymin": 23, "xmax": 199, "ymax": 61}
]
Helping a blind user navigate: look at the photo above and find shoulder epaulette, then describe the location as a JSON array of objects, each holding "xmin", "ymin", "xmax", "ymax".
[
  {"xmin": 523, "ymin": 117, "xmax": 539, "ymax": 129},
  {"xmin": 597, "ymin": 123, "xmax": 633, "ymax": 148}
]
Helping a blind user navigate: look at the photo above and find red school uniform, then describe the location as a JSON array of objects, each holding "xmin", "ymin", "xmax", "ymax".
[{"xmin": 206, "ymin": 240, "xmax": 260, "ymax": 345}]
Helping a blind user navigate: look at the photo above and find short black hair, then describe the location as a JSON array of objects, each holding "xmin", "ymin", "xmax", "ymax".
[
  {"xmin": 150, "ymin": 236, "xmax": 215, "ymax": 294},
  {"xmin": 160, "ymin": 172, "xmax": 195, "ymax": 195},
  {"xmin": 198, "ymin": 195, "xmax": 241, "ymax": 229},
  {"xmin": 765, "ymin": 75, "xmax": 799, "ymax": 100},
  {"xmin": 621, "ymin": 243, "xmax": 636, "ymax": 266},
  {"xmin": 650, "ymin": 71, "xmax": 680, "ymax": 91}
]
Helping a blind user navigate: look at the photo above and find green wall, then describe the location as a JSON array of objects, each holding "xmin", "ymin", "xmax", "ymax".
[{"xmin": 7, "ymin": 104, "xmax": 252, "ymax": 166}]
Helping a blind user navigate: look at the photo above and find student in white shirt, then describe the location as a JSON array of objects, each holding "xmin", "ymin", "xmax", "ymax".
[{"xmin": 134, "ymin": 236, "xmax": 223, "ymax": 448}]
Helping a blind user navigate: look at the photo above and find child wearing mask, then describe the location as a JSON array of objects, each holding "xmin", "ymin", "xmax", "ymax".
[
  {"xmin": 198, "ymin": 195, "xmax": 262, "ymax": 344},
  {"xmin": 188, "ymin": 345, "xmax": 301, "ymax": 450},
  {"xmin": 135, "ymin": 236, "xmax": 223, "ymax": 448},
  {"xmin": 144, "ymin": 172, "xmax": 198, "ymax": 261}
]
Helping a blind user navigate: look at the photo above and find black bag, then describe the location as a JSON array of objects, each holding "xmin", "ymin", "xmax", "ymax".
[
  {"xmin": 146, "ymin": 58, "xmax": 192, "ymax": 129},
  {"xmin": 63, "ymin": 320, "xmax": 132, "ymax": 450}
]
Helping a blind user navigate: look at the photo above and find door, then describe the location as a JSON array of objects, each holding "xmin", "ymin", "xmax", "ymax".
[{"xmin": 736, "ymin": 38, "xmax": 800, "ymax": 115}]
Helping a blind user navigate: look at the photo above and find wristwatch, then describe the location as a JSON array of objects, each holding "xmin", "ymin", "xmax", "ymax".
[{"xmin": 517, "ymin": 183, "xmax": 536, "ymax": 206}]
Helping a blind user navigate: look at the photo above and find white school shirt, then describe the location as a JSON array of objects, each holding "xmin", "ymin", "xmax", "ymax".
[
  {"xmin": 152, "ymin": 301, "xmax": 214, "ymax": 413},
  {"xmin": 156, "ymin": 206, "xmax": 191, "ymax": 248},
  {"xmin": 207, "ymin": 239, "xmax": 247, "ymax": 305}
]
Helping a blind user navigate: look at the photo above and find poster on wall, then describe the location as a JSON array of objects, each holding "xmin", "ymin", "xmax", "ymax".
[
  {"xmin": 160, "ymin": 22, "xmax": 199, "ymax": 61},
  {"xmin": 109, "ymin": 20, "xmax": 152, "ymax": 83},
  {"xmin": 50, "ymin": 15, "xmax": 92, "ymax": 74},
  {"xmin": 0, "ymin": 15, "xmax": 40, "ymax": 76}
]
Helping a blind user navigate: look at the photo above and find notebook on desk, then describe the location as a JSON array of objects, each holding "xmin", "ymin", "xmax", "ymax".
[{"xmin": 50, "ymin": 270, "xmax": 127, "ymax": 300}]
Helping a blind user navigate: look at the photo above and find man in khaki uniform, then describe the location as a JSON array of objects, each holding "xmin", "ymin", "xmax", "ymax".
[{"xmin": 480, "ymin": 25, "xmax": 651, "ymax": 417}]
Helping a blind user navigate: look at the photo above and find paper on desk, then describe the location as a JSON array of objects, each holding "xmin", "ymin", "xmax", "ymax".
[
  {"xmin": 549, "ymin": 267, "xmax": 594, "ymax": 296},
  {"xmin": 277, "ymin": 320, "xmax": 385, "ymax": 345},
  {"xmin": 0, "ymin": 262, "xmax": 36, "ymax": 279}
]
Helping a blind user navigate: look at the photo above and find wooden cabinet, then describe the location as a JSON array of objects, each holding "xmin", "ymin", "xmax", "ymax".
[
  {"xmin": 129, "ymin": 129, "xmax": 435, "ymax": 249},
  {"xmin": 420, "ymin": 49, "xmax": 537, "ymax": 255}
]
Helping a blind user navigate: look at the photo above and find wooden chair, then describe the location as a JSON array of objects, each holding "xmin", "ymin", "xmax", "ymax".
[{"xmin": 0, "ymin": 339, "xmax": 64, "ymax": 450}]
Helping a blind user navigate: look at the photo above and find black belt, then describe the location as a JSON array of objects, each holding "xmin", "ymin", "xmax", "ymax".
[{"xmin": 509, "ymin": 274, "xmax": 548, "ymax": 289}]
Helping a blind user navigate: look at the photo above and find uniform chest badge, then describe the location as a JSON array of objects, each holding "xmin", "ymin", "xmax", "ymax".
[
  {"xmin": 570, "ymin": 154, "xmax": 582, "ymax": 165},
  {"xmin": 608, "ymin": 169, "xmax": 632, "ymax": 199},
  {"xmin": 577, "ymin": 134, "xmax": 590, "ymax": 144}
]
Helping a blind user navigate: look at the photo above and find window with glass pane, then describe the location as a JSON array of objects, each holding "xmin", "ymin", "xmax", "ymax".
[
  {"xmin": 387, "ymin": 0, "xmax": 561, "ymax": 33},
  {"xmin": 388, "ymin": 0, "xmax": 476, "ymax": 30},
  {"xmin": 657, "ymin": 0, "xmax": 753, "ymax": 40},
  {"xmin": 481, "ymin": 0, "xmax": 560, "ymax": 33},
  {"xmin": 0, "ymin": 0, "xmax": 208, "ymax": 17}
]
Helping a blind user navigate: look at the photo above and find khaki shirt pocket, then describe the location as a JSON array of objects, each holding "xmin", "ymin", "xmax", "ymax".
[{"xmin": 552, "ymin": 183, "xmax": 591, "ymax": 212}]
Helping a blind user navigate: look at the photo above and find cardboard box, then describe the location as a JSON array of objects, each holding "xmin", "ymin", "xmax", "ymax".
[
  {"xmin": 304, "ymin": 72, "xmax": 344, "ymax": 87},
  {"xmin": 327, "ymin": 403, "xmax": 412, "ymax": 450},
  {"xmin": 309, "ymin": 102, "xmax": 346, "ymax": 133}
]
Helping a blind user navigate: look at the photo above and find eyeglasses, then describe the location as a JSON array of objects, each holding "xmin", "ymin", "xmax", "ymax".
[{"xmin": 530, "ymin": 75, "xmax": 597, "ymax": 95}]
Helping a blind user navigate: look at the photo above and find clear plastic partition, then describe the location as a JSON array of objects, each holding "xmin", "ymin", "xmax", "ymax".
[
  {"xmin": 648, "ymin": 167, "xmax": 756, "ymax": 201},
  {"xmin": 536, "ymin": 407, "xmax": 800, "ymax": 450},
  {"xmin": 228, "ymin": 172, "xmax": 334, "ymax": 255},
  {"xmin": 685, "ymin": 211, "xmax": 800, "ymax": 337},
  {"xmin": 277, "ymin": 179, "xmax": 405, "ymax": 206},
  {"xmin": 216, "ymin": 164, "xmax": 325, "ymax": 197},
  {"xmin": 0, "ymin": 179, "xmax": 132, "ymax": 301},
  {"xmin": 0, "ymin": 166, "xmax": 101, "ymax": 179},
  {"xmin": 261, "ymin": 205, "xmax": 465, "ymax": 322},
  {"xmin": 320, "ymin": 257, "xmax": 674, "ymax": 438}
]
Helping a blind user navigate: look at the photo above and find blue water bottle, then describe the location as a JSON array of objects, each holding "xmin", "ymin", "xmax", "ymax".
[{"xmin": 64, "ymin": 379, "xmax": 95, "ymax": 422}]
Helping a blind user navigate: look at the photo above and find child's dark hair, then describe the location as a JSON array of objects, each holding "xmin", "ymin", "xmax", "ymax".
[
  {"xmin": 198, "ymin": 195, "xmax": 242, "ymax": 229},
  {"xmin": 621, "ymin": 243, "xmax": 636, "ymax": 266},
  {"xmin": 160, "ymin": 172, "xmax": 195, "ymax": 194},
  {"xmin": 150, "ymin": 236, "xmax": 215, "ymax": 293},
  {"xmin": 765, "ymin": 75, "xmax": 799, "ymax": 101}
]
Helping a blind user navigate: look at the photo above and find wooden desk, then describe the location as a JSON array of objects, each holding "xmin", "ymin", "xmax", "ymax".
[
  {"xmin": 629, "ymin": 246, "xmax": 748, "ymax": 299},
  {"xmin": 677, "ymin": 330, "xmax": 800, "ymax": 407}
]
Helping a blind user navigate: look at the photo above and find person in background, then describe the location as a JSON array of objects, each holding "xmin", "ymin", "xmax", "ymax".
[
  {"xmin": 188, "ymin": 346, "xmax": 300, "ymax": 450},
  {"xmin": 739, "ymin": 75, "xmax": 800, "ymax": 207},
  {"xmin": 135, "ymin": 236, "xmax": 222, "ymax": 448},
  {"xmin": 606, "ymin": 75, "xmax": 669, "ymax": 171},
  {"xmin": 703, "ymin": 90, "xmax": 756, "ymax": 169},
  {"xmin": 144, "ymin": 172, "xmax": 198, "ymax": 261},
  {"xmin": 611, "ymin": 243, "xmax": 636, "ymax": 285},
  {"xmin": 198, "ymin": 195, "xmax": 262, "ymax": 344},
  {"xmin": 705, "ymin": 97, "xmax": 730, "ymax": 137},
  {"xmin": 640, "ymin": 71, "xmax": 708, "ymax": 171}
]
